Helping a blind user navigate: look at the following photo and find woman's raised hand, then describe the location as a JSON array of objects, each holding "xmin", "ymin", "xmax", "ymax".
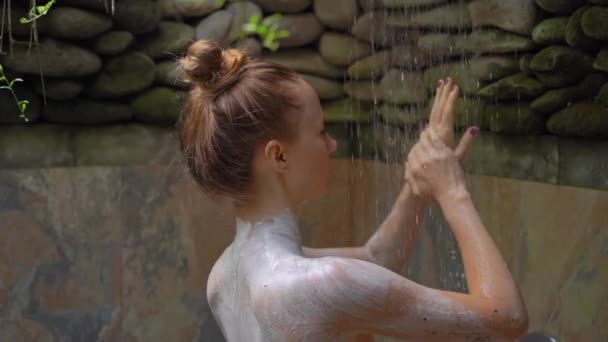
[
  {"xmin": 405, "ymin": 78, "xmax": 479, "ymax": 200},
  {"xmin": 405, "ymin": 128, "xmax": 469, "ymax": 202},
  {"xmin": 429, "ymin": 78, "xmax": 479, "ymax": 158},
  {"xmin": 430, "ymin": 78, "xmax": 457, "ymax": 149}
]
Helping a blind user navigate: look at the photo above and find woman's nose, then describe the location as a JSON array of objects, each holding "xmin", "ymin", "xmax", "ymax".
[{"xmin": 328, "ymin": 136, "xmax": 338, "ymax": 154}]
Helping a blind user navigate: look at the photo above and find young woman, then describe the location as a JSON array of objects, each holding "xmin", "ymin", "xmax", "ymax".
[{"xmin": 177, "ymin": 40, "xmax": 528, "ymax": 341}]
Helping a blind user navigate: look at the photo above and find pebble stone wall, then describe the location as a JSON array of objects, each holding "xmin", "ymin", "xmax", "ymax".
[{"xmin": 0, "ymin": 0, "xmax": 607, "ymax": 190}]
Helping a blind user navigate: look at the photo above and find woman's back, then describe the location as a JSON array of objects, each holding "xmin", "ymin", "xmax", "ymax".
[
  {"xmin": 207, "ymin": 212, "xmax": 375, "ymax": 342},
  {"xmin": 207, "ymin": 244, "xmax": 264, "ymax": 341}
]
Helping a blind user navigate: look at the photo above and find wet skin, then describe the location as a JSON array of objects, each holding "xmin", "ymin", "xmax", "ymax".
[{"xmin": 207, "ymin": 78, "xmax": 528, "ymax": 341}]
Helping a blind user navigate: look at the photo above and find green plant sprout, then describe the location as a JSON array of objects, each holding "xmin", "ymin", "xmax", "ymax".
[
  {"xmin": 19, "ymin": 0, "xmax": 55, "ymax": 24},
  {"xmin": 0, "ymin": 0, "xmax": 57, "ymax": 121},
  {"xmin": 0, "ymin": 64, "xmax": 29, "ymax": 122},
  {"xmin": 241, "ymin": 13, "xmax": 290, "ymax": 51}
]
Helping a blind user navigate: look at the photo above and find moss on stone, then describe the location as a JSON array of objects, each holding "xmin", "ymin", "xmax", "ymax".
[
  {"xmin": 531, "ymin": 73, "xmax": 608, "ymax": 113},
  {"xmin": 131, "ymin": 87, "xmax": 184, "ymax": 125},
  {"xmin": 94, "ymin": 31, "xmax": 135, "ymax": 56},
  {"xmin": 86, "ymin": 52, "xmax": 156, "ymax": 98},
  {"xmin": 594, "ymin": 49, "xmax": 608, "ymax": 72},
  {"xmin": 478, "ymin": 73, "xmax": 545, "ymax": 100},
  {"xmin": 423, "ymin": 57, "xmax": 519, "ymax": 94},
  {"xmin": 581, "ymin": 6, "xmax": 608, "ymax": 41},
  {"xmin": 136, "ymin": 21, "xmax": 194, "ymax": 60},
  {"xmin": 598, "ymin": 82, "xmax": 608, "ymax": 107},
  {"xmin": 535, "ymin": 69, "xmax": 593, "ymax": 88},
  {"xmin": 546, "ymin": 102, "xmax": 608, "ymax": 137},
  {"xmin": 519, "ymin": 54, "xmax": 534, "ymax": 76},
  {"xmin": 459, "ymin": 30, "xmax": 536, "ymax": 53},
  {"xmin": 377, "ymin": 103, "xmax": 427, "ymax": 127},
  {"xmin": 487, "ymin": 102, "xmax": 546, "ymax": 134},
  {"xmin": 453, "ymin": 97, "xmax": 490, "ymax": 129},
  {"xmin": 532, "ymin": 17, "xmax": 569, "ymax": 45},
  {"xmin": 530, "ymin": 45, "xmax": 594, "ymax": 87},
  {"xmin": 566, "ymin": 6, "xmax": 602, "ymax": 51},
  {"xmin": 43, "ymin": 99, "xmax": 133, "ymax": 124},
  {"xmin": 535, "ymin": 0, "xmax": 586, "ymax": 14},
  {"xmin": 530, "ymin": 45, "xmax": 582, "ymax": 72},
  {"xmin": 323, "ymin": 98, "xmax": 373, "ymax": 123},
  {"xmin": 347, "ymin": 51, "xmax": 391, "ymax": 80}
]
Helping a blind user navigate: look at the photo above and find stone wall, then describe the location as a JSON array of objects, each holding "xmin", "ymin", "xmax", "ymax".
[
  {"xmin": 1, "ymin": 160, "xmax": 607, "ymax": 341},
  {"xmin": 1, "ymin": 0, "xmax": 608, "ymax": 139},
  {"xmin": 1, "ymin": 0, "xmax": 608, "ymax": 190}
]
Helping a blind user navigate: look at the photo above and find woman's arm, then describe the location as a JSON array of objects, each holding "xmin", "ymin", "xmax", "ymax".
[
  {"xmin": 438, "ymin": 185, "xmax": 526, "ymax": 311},
  {"xmin": 304, "ymin": 79, "xmax": 472, "ymax": 272},
  {"xmin": 361, "ymin": 183, "xmax": 429, "ymax": 272},
  {"xmin": 303, "ymin": 183, "xmax": 428, "ymax": 273},
  {"xmin": 276, "ymin": 253, "xmax": 527, "ymax": 341}
]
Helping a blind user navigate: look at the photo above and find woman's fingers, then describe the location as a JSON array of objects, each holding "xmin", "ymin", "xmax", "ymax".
[
  {"xmin": 418, "ymin": 131, "xmax": 434, "ymax": 155},
  {"xmin": 423, "ymin": 127, "xmax": 444, "ymax": 150},
  {"xmin": 437, "ymin": 78, "xmax": 453, "ymax": 122},
  {"xmin": 455, "ymin": 126, "xmax": 480, "ymax": 161},
  {"xmin": 442, "ymin": 84, "xmax": 460, "ymax": 129},
  {"xmin": 429, "ymin": 79, "xmax": 445, "ymax": 125}
]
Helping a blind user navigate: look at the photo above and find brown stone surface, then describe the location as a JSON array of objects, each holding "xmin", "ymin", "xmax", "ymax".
[{"xmin": 1, "ymin": 161, "xmax": 607, "ymax": 341}]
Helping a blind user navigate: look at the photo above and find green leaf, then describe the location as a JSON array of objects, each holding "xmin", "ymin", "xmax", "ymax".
[
  {"xmin": 266, "ymin": 31, "xmax": 276, "ymax": 43},
  {"xmin": 249, "ymin": 14, "xmax": 261, "ymax": 25},
  {"xmin": 20, "ymin": 17, "xmax": 29, "ymax": 24},
  {"xmin": 19, "ymin": 100, "xmax": 29, "ymax": 113},
  {"xmin": 0, "ymin": 86, "xmax": 11, "ymax": 90},
  {"xmin": 37, "ymin": 6, "xmax": 46, "ymax": 14},
  {"xmin": 257, "ymin": 25, "xmax": 267, "ymax": 35},
  {"xmin": 242, "ymin": 23, "xmax": 257, "ymax": 33},
  {"xmin": 9, "ymin": 78, "xmax": 23, "ymax": 87},
  {"xmin": 0, "ymin": 64, "xmax": 4, "ymax": 73}
]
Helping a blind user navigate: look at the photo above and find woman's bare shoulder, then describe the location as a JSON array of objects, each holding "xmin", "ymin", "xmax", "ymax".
[
  {"xmin": 252, "ymin": 256, "xmax": 392, "ymax": 316},
  {"xmin": 207, "ymin": 244, "xmax": 233, "ymax": 307}
]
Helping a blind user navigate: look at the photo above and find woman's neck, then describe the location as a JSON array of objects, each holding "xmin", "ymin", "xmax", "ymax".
[
  {"xmin": 235, "ymin": 181, "xmax": 300, "ymax": 225},
  {"xmin": 233, "ymin": 180, "xmax": 305, "ymax": 254},
  {"xmin": 234, "ymin": 208, "xmax": 303, "ymax": 256}
]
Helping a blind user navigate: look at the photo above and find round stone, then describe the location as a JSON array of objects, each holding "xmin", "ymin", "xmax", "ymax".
[
  {"xmin": 86, "ymin": 52, "xmax": 156, "ymax": 98},
  {"xmin": 94, "ymin": 30, "xmax": 135, "ymax": 56},
  {"xmin": 0, "ymin": 38, "xmax": 101, "ymax": 77},
  {"xmin": 45, "ymin": 6, "xmax": 113, "ymax": 39}
]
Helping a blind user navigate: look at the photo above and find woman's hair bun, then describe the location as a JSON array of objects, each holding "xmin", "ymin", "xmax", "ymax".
[{"xmin": 180, "ymin": 40, "xmax": 247, "ymax": 91}]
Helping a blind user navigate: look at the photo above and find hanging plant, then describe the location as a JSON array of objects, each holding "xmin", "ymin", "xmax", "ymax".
[
  {"xmin": 0, "ymin": 0, "xmax": 58, "ymax": 121},
  {"xmin": 19, "ymin": 0, "xmax": 55, "ymax": 24},
  {"xmin": 0, "ymin": 64, "xmax": 29, "ymax": 122}
]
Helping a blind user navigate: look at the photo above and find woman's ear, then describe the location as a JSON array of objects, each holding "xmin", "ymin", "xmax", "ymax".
[{"xmin": 264, "ymin": 139, "xmax": 288, "ymax": 173}]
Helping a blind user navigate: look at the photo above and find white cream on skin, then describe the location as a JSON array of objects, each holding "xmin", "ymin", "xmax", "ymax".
[{"xmin": 206, "ymin": 208, "xmax": 513, "ymax": 342}]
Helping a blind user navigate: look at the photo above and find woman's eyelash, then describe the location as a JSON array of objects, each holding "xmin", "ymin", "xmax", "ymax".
[{"xmin": 321, "ymin": 129, "xmax": 327, "ymax": 135}]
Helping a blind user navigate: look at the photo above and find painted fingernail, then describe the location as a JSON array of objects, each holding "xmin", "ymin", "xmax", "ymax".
[{"xmin": 470, "ymin": 126, "xmax": 480, "ymax": 136}]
